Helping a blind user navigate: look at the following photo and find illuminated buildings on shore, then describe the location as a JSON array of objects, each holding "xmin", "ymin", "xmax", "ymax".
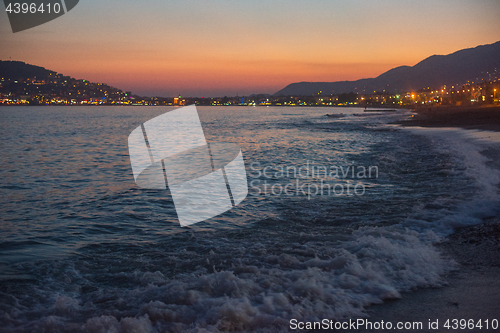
[{"xmin": 1, "ymin": 66, "xmax": 498, "ymax": 107}]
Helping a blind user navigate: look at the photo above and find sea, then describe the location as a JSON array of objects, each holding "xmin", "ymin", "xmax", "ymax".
[{"xmin": 1, "ymin": 106, "xmax": 499, "ymax": 332}]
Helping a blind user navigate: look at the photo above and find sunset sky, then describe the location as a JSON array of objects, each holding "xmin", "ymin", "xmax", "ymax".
[{"xmin": 1, "ymin": 0, "xmax": 499, "ymax": 97}]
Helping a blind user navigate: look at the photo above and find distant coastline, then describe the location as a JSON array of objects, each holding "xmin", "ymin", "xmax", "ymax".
[{"xmin": 1, "ymin": 60, "xmax": 499, "ymax": 108}]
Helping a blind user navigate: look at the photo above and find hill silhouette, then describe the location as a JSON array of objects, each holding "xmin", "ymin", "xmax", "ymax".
[
  {"xmin": 0, "ymin": 61, "xmax": 56, "ymax": 80},
  {"xmin": 275, "ymin": 41, "xmax": 500, "ymax": 96}
]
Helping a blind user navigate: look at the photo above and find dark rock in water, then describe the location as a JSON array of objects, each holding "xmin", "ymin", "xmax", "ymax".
[{"xmin": 325, "ymin": 113, "xmax": 345, "ymax": 118}]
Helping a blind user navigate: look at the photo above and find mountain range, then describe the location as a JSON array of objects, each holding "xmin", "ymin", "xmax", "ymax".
[{"xmin": 274, "ymin": 41, "xmax": 500, "ymax": 96}]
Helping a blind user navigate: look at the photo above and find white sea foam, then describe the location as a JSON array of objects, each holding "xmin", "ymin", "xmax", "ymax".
[
  {"xmin": 0, "ymin": 224, "xmax": 454, "ymax": 332},
  {"xmin": 401, "ymin": 126, "xmax": 500, "ymax": 235}
]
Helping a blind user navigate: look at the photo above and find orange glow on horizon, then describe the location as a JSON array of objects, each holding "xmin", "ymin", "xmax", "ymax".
[{"xmin": 53, "ymin": 59, "xmax": 397, "ymax": 96}]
